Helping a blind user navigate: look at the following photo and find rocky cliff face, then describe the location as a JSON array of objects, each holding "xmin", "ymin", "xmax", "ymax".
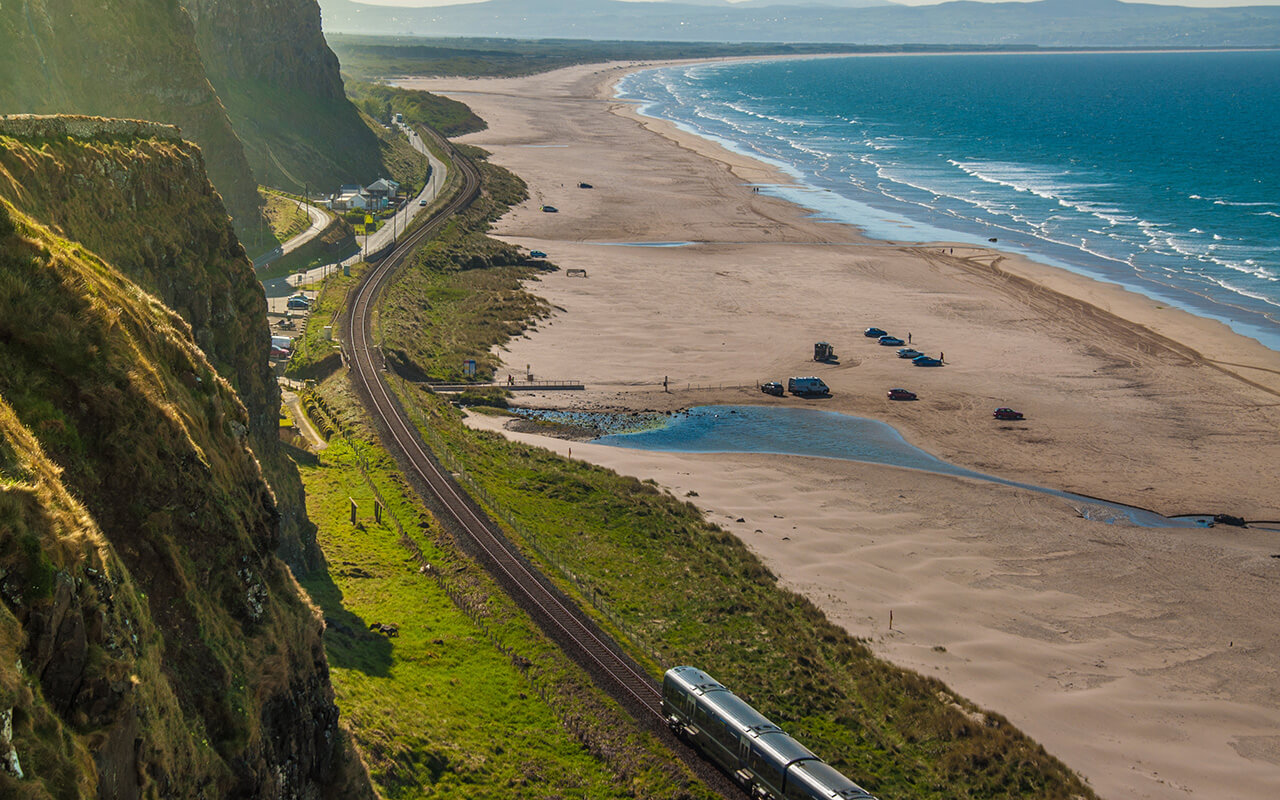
[
  {"xmin": 0, "ymin": 134, "xmax": 371, "ymax": 799},
  {"xmin": 0, "ymin": 116, "xmax": 320, "ymax": 573},
  {"xmin": 184, "ymin": 0, "xmax": 388, "ymax": 191},
  {"xmin": 0, "ymin": 0, "xmax": 263, "ymax": 234}
]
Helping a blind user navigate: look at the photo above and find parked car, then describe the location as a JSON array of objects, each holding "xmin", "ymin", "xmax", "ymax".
[
  {"xmin": 897, "ymin": 347, "xmax": 923, "ymax": 359},
  {"xmin": 864, "ymin": 327, "xmax": 887, "ymax": 338},
  {"xmin": 541, "ymin": 205, "xmax": 558, "ymax": 213},
  {"xmin": 878, "ymin": 335, "xmax": 905, "ymax": 346},
  {"xmin": 419, "ymin": 198, "xmax": 428, "ymax": 206},
  {"xmin": 578, "ymin": 182, "xmax": 593, "ymax": 189},
  {"xmin": 887, "ymin": 388, "xmax": 917, "ymax": 401},
  {"xmin": 286, "ymin": 296, "xmax": 312, "ymax": 311},
  {"xmin": 787, "ymin": 376, "xmax": 830, "ymax": 396},
  {"xmin": 529, "ymin": 250, "xmax": 548, "ymax": 258},
  {"xmin": 912, "ymin": 355, "xmax": 943, "ymax": 366},
  {"xmin": 761, "ymin": 381, "xmax": 785, "ymax": 397},
  {"xmin": 993, "ymin": 407, "xmax": 1025, "ymax": 420},
  {"xmin": 269, "ymin": 346, "xmax": 291, "ymax": 359}
]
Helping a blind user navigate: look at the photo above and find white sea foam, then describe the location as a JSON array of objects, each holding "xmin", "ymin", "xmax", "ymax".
[{"xmin": 616, "ymin": 57, "xmax": 1280, "ymax": 349}]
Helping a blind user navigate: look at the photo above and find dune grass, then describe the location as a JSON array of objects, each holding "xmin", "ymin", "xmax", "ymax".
[
  {"xmin": 393, "ymin": 386, "xmax": 1097, "ymax": 800},
  {"xmin": 379, "ymin": 150, "xmax": 548, "ymax": 383}
]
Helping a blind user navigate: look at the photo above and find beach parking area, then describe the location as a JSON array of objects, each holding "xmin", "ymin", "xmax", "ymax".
[{"xmin": 401, "ymin": 61, "xmax": 1280, "ymax": 800}]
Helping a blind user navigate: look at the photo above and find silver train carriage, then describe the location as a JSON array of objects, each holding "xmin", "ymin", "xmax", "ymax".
[{"xmin": 662, "ymin": 666, "xmax": 877, "ymax": 800}]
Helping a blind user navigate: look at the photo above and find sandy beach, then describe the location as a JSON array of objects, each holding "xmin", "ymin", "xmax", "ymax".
[{"xmin": 400, "ymin": 61, "xmax": 1280, "ymax": 799}]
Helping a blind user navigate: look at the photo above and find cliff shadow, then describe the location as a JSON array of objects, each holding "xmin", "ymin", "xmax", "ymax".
[{"xmin": 302, "ymin": 559, "xmax": 394, "ymax": 677}]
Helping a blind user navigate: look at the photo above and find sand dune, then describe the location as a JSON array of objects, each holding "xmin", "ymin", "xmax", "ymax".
[{"xmin": 401, "ymin": 60, "xmax": 1280, "ymax": 799}]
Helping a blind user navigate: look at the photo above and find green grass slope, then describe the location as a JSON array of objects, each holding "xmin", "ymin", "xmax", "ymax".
[
  {"xmin": 0, "ymin": 201, "xmax": 371, "ymax": 798},
  {"xmin": 0, "ymin": 118, "xmax": 320, "ymax": 573}
]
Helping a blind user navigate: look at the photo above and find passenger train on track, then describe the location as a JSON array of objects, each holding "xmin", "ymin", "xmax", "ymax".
[{"xmin": 663, "ymin": 666, "xmax": 879, "ymax": 800}]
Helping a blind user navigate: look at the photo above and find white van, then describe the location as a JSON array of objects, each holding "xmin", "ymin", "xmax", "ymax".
[{"xmin": 787, "ymin": 377, "xmax": 830, "ymax": 396}]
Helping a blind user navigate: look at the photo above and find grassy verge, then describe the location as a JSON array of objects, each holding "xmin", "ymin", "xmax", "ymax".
[
  {"xmin": 393, "ymin": 386, "xmax": 1097, "ymax": 800},
  {"xmin": 283, "ymin": 264, "xmax": 357, "ymax": 382},
  {"xmin": 347, "ymin": 80, "xmax": 487, "ymax": 138},
  {"xmin": 380, "ymin": 148, "xmax": 550, "ymax": 383},
  {"xmin": 295, "ymin": 375, "xmax": 716, "ymax": 799}
]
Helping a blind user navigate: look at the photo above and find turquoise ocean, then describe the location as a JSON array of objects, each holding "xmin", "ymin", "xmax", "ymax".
[{"xmin": 616, "ymin": 52, "xmax": 1280, "ymax": 352}]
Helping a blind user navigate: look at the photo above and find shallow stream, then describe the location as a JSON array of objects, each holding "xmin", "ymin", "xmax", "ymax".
[{"xmin": 571, "ymin": 405, "xmax": 1211, "ymax": 529}]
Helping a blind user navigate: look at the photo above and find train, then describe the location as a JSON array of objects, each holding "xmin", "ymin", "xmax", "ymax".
[{"xmin": 662, "ymin": 666, "xmax": 878, "ymax": 800}]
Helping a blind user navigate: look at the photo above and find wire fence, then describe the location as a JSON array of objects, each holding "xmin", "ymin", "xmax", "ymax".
[
  {"xmin": 298, "ymin": 385, "xmax": 662, "ymax": 749},
  {"xmin": 395, "ymin": 379, "xmax": 666, "ymax": 668}
]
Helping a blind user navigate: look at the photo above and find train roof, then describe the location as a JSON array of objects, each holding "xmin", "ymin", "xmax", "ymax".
[
  {"xmin": 787, "ymin": 759, "xmax": 878, "ymax": 799},
  {"xmin": 666, "ymin": 667, "xmax": 819, "ymax": 766},
  {"xmin": 664, "ymin": 666, "xmax": 723, "ymax": 695}
]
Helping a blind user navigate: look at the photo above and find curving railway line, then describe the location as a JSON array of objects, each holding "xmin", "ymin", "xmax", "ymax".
[{"xmin": 338, "ymin": 129, "xmax": 667, "ymax": 723}]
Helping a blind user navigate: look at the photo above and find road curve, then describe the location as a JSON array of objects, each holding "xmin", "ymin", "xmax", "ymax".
[{"xmin": 338, "ymin": 127, "xmax": 666, "ymax": 723}]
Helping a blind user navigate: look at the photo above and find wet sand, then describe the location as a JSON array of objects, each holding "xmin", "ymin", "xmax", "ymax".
[{"xmin": 400, "ymin": 61, "xmax": 1280, "ymax": 799}]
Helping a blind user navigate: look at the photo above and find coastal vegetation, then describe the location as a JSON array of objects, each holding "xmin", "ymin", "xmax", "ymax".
[
  {"xmin": 346, "ymin": 79, "xmax": 487, "ymax": 138},
  {"xmin": 379, "ymin": 147, "xmax": 548, "ymax": 383},
  {"xmin": 294, "ymin": 91, "xmax": 1099, "ymax": 796},
  {"xmin": 329, "ymin": 35, "xmax": 888, "ymax": 80},
  {"xmin": 295, "ymin": 377, "xmax": 716, "ymax": 799},
  {"xmin": 262, "ymin": 189, "xmax": 313, "ymax": 244}
]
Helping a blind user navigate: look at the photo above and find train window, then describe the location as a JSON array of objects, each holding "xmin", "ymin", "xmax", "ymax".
[
  {"xmin": 695, "ymin": 703, "xmax": 711, "ymax": 726},
  {"xmin": 749, "ymin": 750, "xmax": 784, "ymax": 791}
]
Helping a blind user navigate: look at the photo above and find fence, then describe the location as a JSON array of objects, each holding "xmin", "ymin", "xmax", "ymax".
[
  {"xmin": 394, "ymin": 381, "xmax": 665, "ymax": 668},
  {"xmin": 298, "ymin": 384, "xmax": 664, "ymax": 737}
]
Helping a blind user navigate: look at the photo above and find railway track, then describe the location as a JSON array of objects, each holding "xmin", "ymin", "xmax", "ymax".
[{"xmin": 339, "ymin": 129, "xmax": 665, "ymax": 721}]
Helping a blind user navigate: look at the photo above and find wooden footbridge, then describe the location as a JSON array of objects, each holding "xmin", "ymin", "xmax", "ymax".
[{"xmin": 425, "ymin": 379, "xmax": 584, "ymax": 392}]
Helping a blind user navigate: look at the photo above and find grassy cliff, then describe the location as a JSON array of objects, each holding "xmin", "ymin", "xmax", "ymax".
[
  {"xmin": 0, "ymin": 198, "xmax": 371, "ymax": 797},
  {"xmin": 0, "ymin": 0, "xmax": 263, "ymax": 237},
  {"xmin": 0, "ymin": 117, "xmax": 320, "ymax": 574},
  {"xmin": 185, "ymin": 0, "xmax": 392, "ymax": 193}
]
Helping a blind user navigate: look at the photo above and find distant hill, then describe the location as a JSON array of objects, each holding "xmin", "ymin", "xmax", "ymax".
[{"xmin": 318, "ymin": 0, "xmax": 1280, "ymax": 46}]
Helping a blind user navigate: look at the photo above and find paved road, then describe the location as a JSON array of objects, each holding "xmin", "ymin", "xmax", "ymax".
[
  {"xmin": 280, "ymin": 199, "xmax": 330, "ymax": 256},
  {"xmin": 262, "ymin": 123, "xmax": 448, "ymax": 301},
  {"xmin": 282, "ymin": 390, "xmax": 327, "ymax": 451}
]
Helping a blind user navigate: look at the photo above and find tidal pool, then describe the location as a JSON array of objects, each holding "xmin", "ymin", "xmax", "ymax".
[{"xmin": 592, "ymin": 405, "xmax": 1205, "ymax": 528}]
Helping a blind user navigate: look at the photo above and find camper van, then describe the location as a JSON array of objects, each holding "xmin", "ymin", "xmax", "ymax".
[{"xmin": 787, "ymin": 377, "xmax": 830, "ymax": 396}]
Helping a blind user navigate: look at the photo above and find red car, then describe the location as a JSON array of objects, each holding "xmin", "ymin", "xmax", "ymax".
[
  {"xmin": 993, "ymin": 407, "xmax": 1024, "ymax": 420},
  {"xmin": 887, "ymin": 388, "xmax": 917, "ymax": 401}
]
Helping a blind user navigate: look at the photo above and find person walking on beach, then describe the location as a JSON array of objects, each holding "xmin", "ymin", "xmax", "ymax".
[
  {"xmin": 663, "ymin": 375, "xmax": 669, "ymax": 392},
  {"xmin": 908, "ymin": 332, "xmax": 912, "ymax": 344},
  {"xmin": 940, "ymin": 351, "xmax": 944, "ymax": 362}
]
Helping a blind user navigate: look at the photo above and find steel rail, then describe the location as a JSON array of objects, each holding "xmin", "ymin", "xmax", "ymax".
[{"xmin": 339, "ymin": 130, "xmax": 664, "ymax": 719}]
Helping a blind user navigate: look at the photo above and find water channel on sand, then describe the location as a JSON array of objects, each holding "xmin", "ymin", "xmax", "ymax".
[{"xmin": 519, "ymin": 405, "xmax": 1216, "ymax": 528}]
